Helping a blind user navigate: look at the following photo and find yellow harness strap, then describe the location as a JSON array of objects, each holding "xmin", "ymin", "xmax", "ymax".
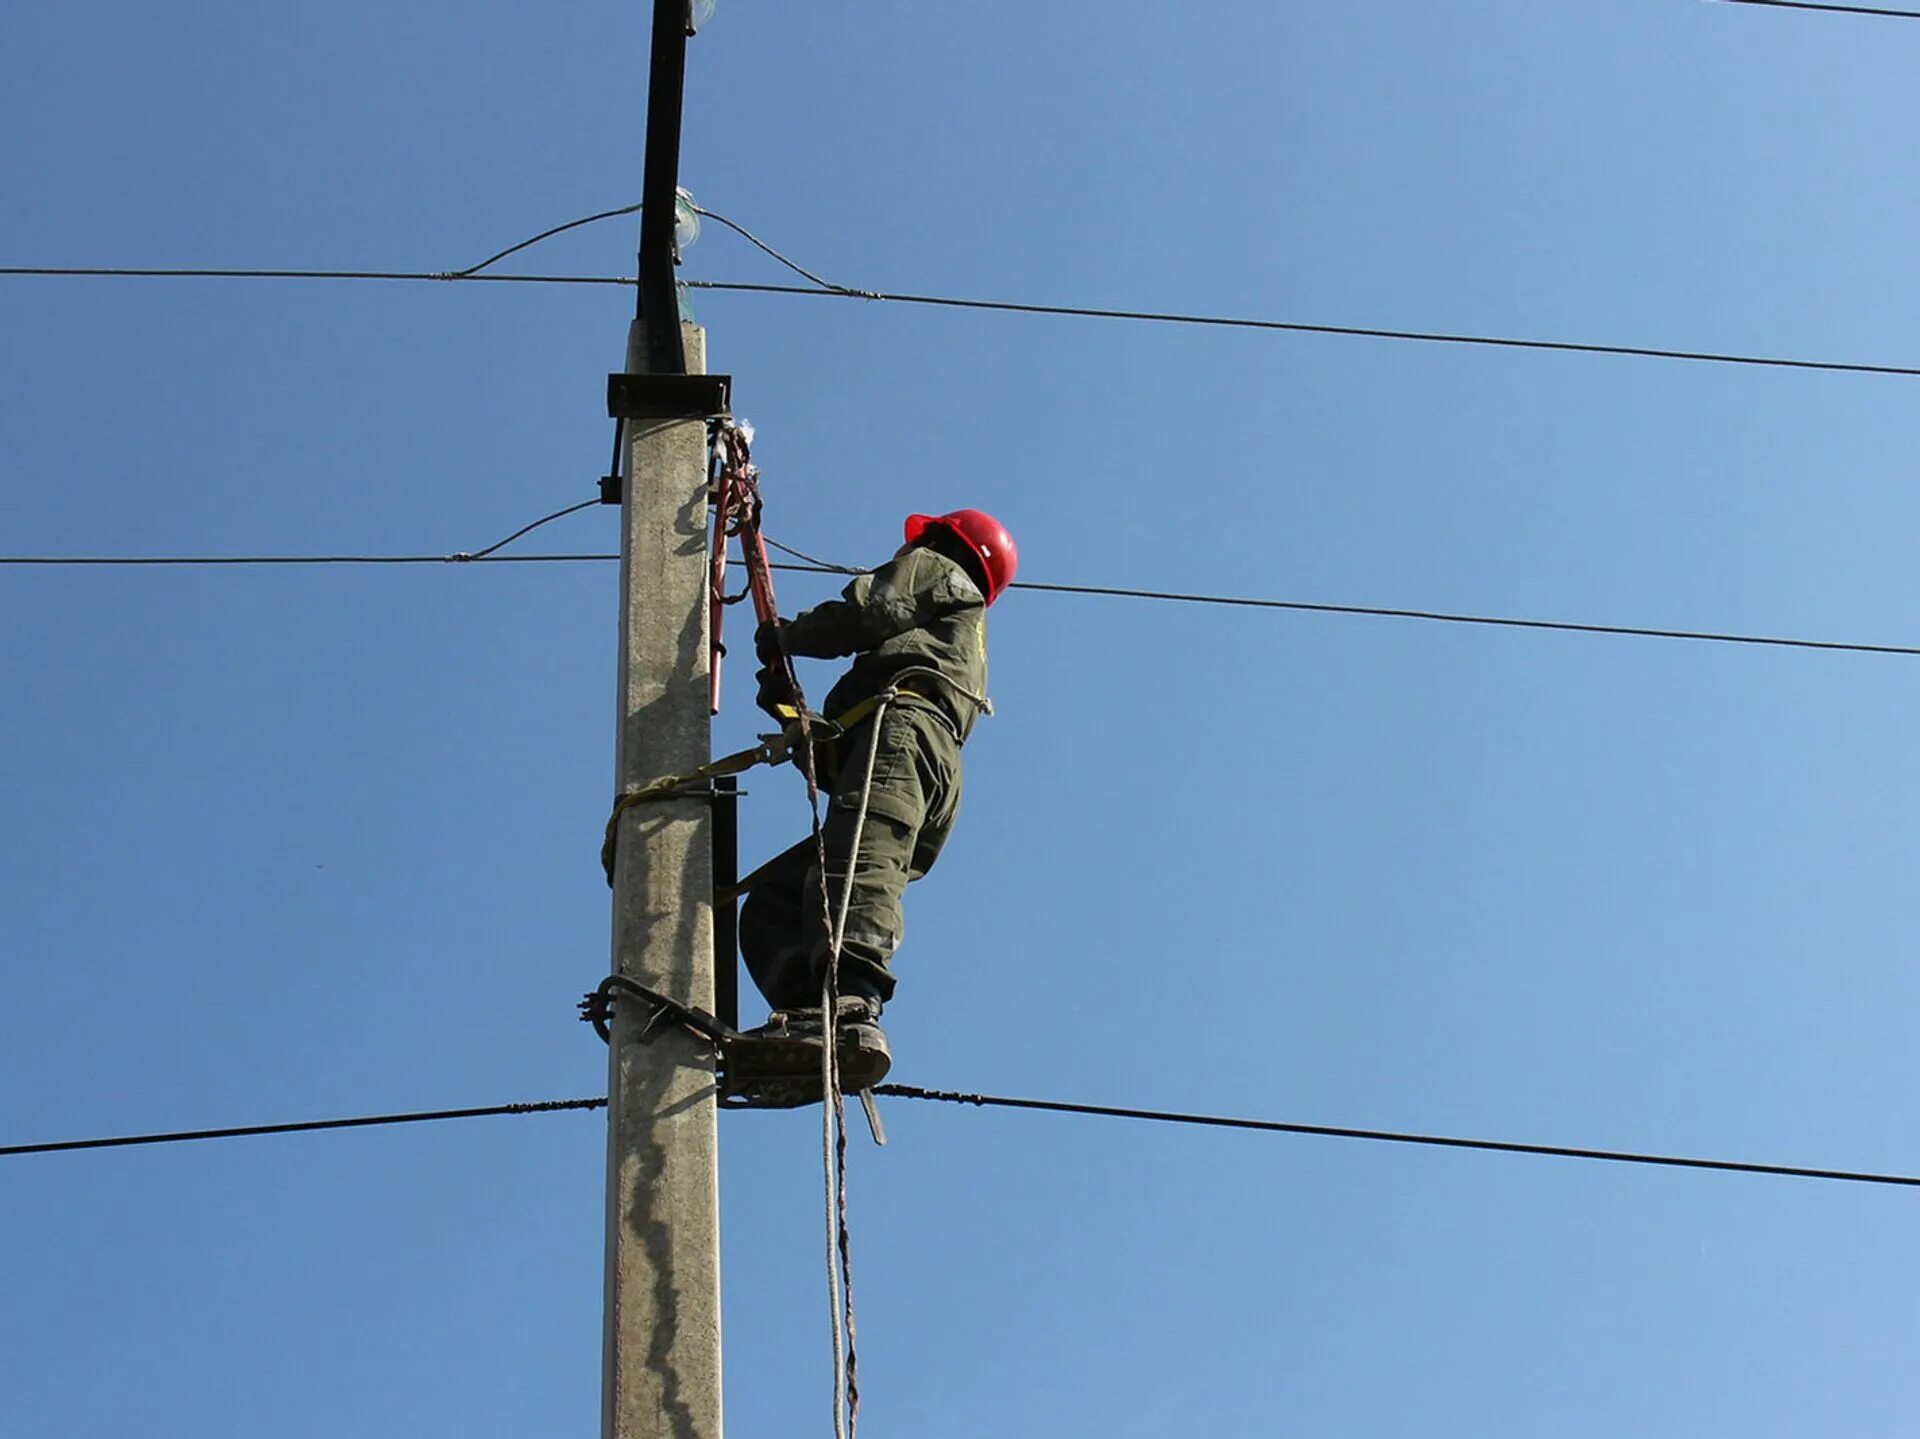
[
  {"xmin": 599, "ymin": 703, "xmax": 865, "ymax": 884},
  {"xmin": 600, "ymin": 737, "xmax": 785, "ymax": 884},
  {"xmin": 771, "ymin": 683, "xmax": 945, "ymax": 738},
  {"xmin": 604, "ymin": 677, "xmax": 965, "ymax": 886}
]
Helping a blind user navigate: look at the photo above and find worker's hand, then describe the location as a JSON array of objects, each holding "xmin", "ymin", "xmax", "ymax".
[
  {"xmin": 754, "ymin": 617, "xmax": 788, "ymax": 665},
  {"xmin": 754, "ymin": 662, "xmax": 799, "ymax": 723}
]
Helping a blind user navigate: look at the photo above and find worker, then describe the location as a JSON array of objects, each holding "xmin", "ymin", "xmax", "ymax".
[{"xmin": 739, "ymin": 508, "xmax": 1017, "ymax": 1087}]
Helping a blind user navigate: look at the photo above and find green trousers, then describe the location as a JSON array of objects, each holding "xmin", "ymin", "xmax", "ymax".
[{"xmin": 739, "ymin": 702, "xmax": 962, "ymax": 1009}]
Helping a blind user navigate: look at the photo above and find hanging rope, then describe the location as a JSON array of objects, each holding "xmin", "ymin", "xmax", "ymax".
[
  {"xmin": 711, "ymin": 415, "xmax": 864, "ymax": 1438},
  {"xmin": 770, "ymin": 626, "xmax": 861, "ymax": 1439},
  {"xmin": 819, "ymin": 696, "xmax": 888, "ymax": 1438}
]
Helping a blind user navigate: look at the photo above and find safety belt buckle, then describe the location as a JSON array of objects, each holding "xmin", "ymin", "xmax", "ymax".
[{"xmin": 761, "ymin": 713, "xmax": 841, "ymax": 765}]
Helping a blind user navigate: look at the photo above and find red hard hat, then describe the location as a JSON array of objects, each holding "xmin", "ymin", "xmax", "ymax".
[{"xmin": 904, "ymin": 508, "xmax": 1018, "ymax": 605}]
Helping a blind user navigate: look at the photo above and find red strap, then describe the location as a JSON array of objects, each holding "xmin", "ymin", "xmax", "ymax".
[{"xmin": 708, "ymin": 423, "xmax": 790, "ymax": 715}]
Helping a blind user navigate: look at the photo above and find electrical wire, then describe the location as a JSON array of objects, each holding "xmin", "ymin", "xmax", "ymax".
[
  {"xmin": 874, "ymin": 1085, "xmax": 1920, "ymax": 1190},
  {"xmin": 0, "ymin": 197, "xmax": 856, "ymax": 297},
  {"xmin": 0, "ymin": 1097, "xmax": 606, "ymax": 1158},
  {"xmin": 1710, "ymin": 0, "xmax": 1920, "ymax": 17},
  {"xmin": 0, "ymin": 266, "xmax": 629, "ymax": 287},
  {"xmin": 762, "ymin": 536, "xmax": 863, "ymax": 573},
  {"xmin": 0, "ymin": 497, "xmax": 606, "ymax": 569},
  {"xmin": 9, "ymin": 262, "xmax": 1920, "ymax": 382},
  {"xmin": 996, "ymin": 574, "xmax": 1920, "ymax": 659},
  {"xmin": 686, "ymin": 280, "xmax": 1920, "ymax": 381},
  {"xmin": 13, "ymin": 1085, "xmax": 1920, "ymax": 1192},
  {"xmin": 0, "ymin": 197, "xmax": 830, "ymax": 291},
  {"xmin": 765, "ymin": 555, "xmax": 1920, "ymax": 659},
  {"xmin": 0, "ymin": 552, "xmax": 617, "ymax": 565},
  {"xmin": 361, "ymin": 195, "xmax": 832, "ymax": 502},
  {"xmin": 444, "ymin": 203, "xmax": 643, "ymax": 279},
  {"xmin": 5, "ymin": 548, "xmax": 1920, "ymax": 661},
  {"xmin": 761, "ymin": 536, "xmax": 1920, "ymax": 657},
  {"xmin": 448, "ymin": 496, "xmax": 600, "ymax": 560},
  {"xmin": 686, "ymin": 204, "xmax": 876, "ymax": 297}
]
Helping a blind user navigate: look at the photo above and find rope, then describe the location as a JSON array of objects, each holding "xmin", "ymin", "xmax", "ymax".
[
  {"xmin": 818, "ymin": 808, "xmax": 848, "ymax": 1439},
  {"xmin": 821, "ymin": 696, "xmax": 889, "ymax": 1438},
  {"xmin": 777, "ymin": 647, "xmax": 851, "ymax": 1439},
  {"xmin": 821, "ymin": 1011, "xmax": 848, "ymax": 1439},
  {"xmin": 795, "ymin": 687, "xmax": 889, "ymax": 1439}
]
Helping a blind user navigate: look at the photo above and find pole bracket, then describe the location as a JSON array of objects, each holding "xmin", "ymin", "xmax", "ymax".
[{"xmin": 607, "ymin": 372, "xmax": 732, "ymax": 421}]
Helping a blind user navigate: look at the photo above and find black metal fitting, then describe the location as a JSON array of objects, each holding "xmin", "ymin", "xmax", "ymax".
[{"xmin": 606, "ymin": 372, "xmax": 732, "ymax": 421}]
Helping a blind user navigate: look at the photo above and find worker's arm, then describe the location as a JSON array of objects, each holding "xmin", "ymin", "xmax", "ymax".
[{"xmin": 778, "ymin": 550, "xmax": 980, "ymax": 659}]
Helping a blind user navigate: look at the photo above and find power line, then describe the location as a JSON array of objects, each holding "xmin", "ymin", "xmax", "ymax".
[
  {"xmin": 4, "ymin": 550, "xmax": 1919, "ymax": 661},
  {"xmin": 0, "ymin": 266, "xmax": 626, "ymax": 287},
  {"xmin": 0, "ymin": 1097, "xmax": 606, "ymax": 1158},
  {"xmin": 0, "ymin": 552, "xmax": 614, "ymax": 566},
  {"xmin": 12, "ymin": 1084, "xmax": 1920, "ymax": 1192},
  {"xmin": 1711, "ymin": 0, "xmax": 1920, "ymax": 18},
  {"xmin": 0, "ymin": 198, "xmax": 840, "ymax": 293},
  {"xmin": 998, "ymin": 573, "xmax": 1920, "ymax": 659},
  {"xmin": 0, "ymin": 195, "xmax": 783, "ymax": 290},
  {"xmin": 448, "ymin": 203, "xmax": 643, "ymax": 279},
  {"xmin": 687, "ymin": 204, "xmax": 875, "ymax": 297},
  {"xmin": 8, "ymin": 264, "xmax": 1920, "ymax": 382},
  {"xmin": 451, "ymin": 497, "xmax": 601, "ymax": 560},
  {"xmin": 0, "ymin": 495, "xmax": 609, "ymax": 569},
  {"xmin": 762, "ymin": 542, "xmax": 1920, "ymax": 659},
  {"xmin": 762, "ymin": 536, "xmax": 863, "ymax": 574},
  {"xmin": 686, "ymin": 280, "xmax": 1920, "ymax": 382},
  {"xmin": 875, "ymin": 1084, "xmax": 1920, "ymax": 1191}
]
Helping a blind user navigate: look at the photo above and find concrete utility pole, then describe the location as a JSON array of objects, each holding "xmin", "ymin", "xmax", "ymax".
[
  {"xmin": 602, "ymin": 318, "xmax": 723, "ymax": 1439},
  {"xmin": 602, "ymin": 3, "xmax": 727, "ymax": 1436}
]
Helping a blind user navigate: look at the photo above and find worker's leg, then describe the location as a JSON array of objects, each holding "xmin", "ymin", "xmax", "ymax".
[
  {"xmin": 738, "ymin": 836, "xmax": 823, "ymax": 1012},
  {"xmin": 805, "ymin": 808, "xmax": 915, "ymax": 1004},
  {"xmin": 804, "ymin": 705, "xmax": 961, "ymax": 1005}
]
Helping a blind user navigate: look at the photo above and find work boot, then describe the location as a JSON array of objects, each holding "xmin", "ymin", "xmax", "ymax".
[
  {"xmin": 827, "ymin": 995, "xmax": 891, "ymax": 1089},
  {"xmin": 742, "ymin": 996, "xmax": 891, "ymax": 1090}
]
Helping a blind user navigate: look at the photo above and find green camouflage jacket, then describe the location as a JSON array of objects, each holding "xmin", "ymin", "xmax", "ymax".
[{"xmin": 783, "ymin": 546, "xmax": 989, "ymax": 742}]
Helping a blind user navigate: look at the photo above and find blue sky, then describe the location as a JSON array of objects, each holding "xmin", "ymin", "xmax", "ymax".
[{"xmin": 6, "ymin": 2, "xmax": 1920, "ymax": 1434}]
